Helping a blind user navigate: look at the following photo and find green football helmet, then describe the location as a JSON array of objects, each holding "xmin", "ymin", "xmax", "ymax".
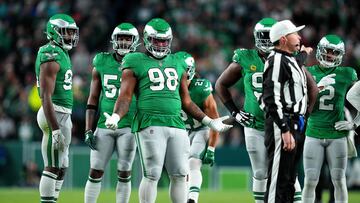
[
  {"xmin": 111, "ymin": 23, "xmax": 140, "ymax": 55},
  {"xmin": 253, "ymin": 18, "xmax": 277, "ymax": 53},
  {"xmin": 46, "ymin": 13, "xmax": 79, "ymax": 50},
  {"xmin": 178, "ymin": 51, "xmax": 196, "ymax": 80},
  {"xmin": 143, "ymin": 18, "xmax": 172, "ymax": 58},
  {"xmin": 316, "ymin": 34, "xmax": 345, "ymax": 68}
]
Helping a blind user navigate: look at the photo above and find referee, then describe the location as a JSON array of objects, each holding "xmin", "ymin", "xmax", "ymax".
[{"xmin": 261, "ymin": 20, "xmax": 314, "ymax": 203}]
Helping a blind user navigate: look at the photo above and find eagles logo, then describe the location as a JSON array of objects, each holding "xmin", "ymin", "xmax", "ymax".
[{"xmin": 250, "ymin": 65, "xmax": 257, "ymax": 71}]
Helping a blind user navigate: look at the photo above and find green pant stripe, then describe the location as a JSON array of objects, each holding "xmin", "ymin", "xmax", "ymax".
[
  {"xmin": 254, "ymin": 196, "xmax": 264, "ymax": 200},
  {"xmin": 88, "ymin": 177, "xmax": 102, "ymax": 183},
  {"xmin": 135, "ymin": 132, "xmax": 147, "ymax": 178},
  {"xmin": 47, "ymin": 131, "xmax": 52, "ymax": 166},
  {"xmin": 189, "ymin": 186, "xmax": 200, "ymax": 192},
  {"xmin": 41, "ymin": 196, "xmax": 54, "ymax": 200},
  {"xmin": 54, "ymin": 148, "xmax": 59, "ymax": 168},
  {"xmin": 294, "ymin": 197, "xmax": 302, "ymax": 201},
  {"xmin": 42, "ymin": 173, "xmax": 57, "ymax": 180},
  {"xmin": 294, "ymin": 192, "xmax": 302, "ymax": 196},
  {"xmin": 118, "ymin": 176, "xmax": 131, "ymax": 183}
]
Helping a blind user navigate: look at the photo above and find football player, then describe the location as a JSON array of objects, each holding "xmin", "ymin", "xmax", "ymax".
[
  {"xmin": 177, "ymin": 52, "xmax": 220, "ymax": 203},
  {"xmin": 83, "ymin": 23, "xmax": 140, "ymax": 203},
  {"xmin": 302, "ymin": 34, "xmax": 358, "ymax": 203},
  {"xmin": 35, "ymin": 14, "xmax": 79, "ymax": 203},
  {"xmin": 215, "ymin": 18, "xmax": 303, "ymax": 203},
  {"xmin": 104, "ymin": 18, "xmax": 232, "ymax": 203}
]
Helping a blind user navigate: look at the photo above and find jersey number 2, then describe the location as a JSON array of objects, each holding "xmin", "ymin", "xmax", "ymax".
[{"xmin": 319, "ymin": 86, "xmax": 335, "ymax": 110}]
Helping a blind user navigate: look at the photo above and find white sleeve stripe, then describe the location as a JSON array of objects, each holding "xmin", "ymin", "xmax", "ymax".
[{"xmin": 272, "ymin": 53, "xmax": 283, "ymax": 120}]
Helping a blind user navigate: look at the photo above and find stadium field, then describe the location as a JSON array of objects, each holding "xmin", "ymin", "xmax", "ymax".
[{"xmin": 0, "ymin": 188, "xmax": 360, "ymax": 203}]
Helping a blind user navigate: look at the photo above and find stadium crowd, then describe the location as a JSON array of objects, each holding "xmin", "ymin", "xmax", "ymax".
[{"xmin": 1, "ymin": 0, "xmax": 360, "ymax": 147}]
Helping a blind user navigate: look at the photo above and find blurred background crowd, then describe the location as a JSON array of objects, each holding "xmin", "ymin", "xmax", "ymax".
[{"xmin": 1, "ymin": 0, "xmax": 360, "ymax": 147}]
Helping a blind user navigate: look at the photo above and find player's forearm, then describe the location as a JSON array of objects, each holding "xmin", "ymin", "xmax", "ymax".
[
  {"xmin": 304, "ymin": 67, "xmax": 318, "ymax": 114},
  {"xmin": 215, "ymin": 81, "xmax": 233, "ymax": 103},
  {"xmin": 347, "ymin": 81, "xmax": 360, "ymax": 111},
  {"xmin": 85, "ymin": 108, "xmax": 97, "ymax": 131},
  {"xmin": 113, "ymin": 99, "xmax": 131, "ymax": 118},
  {"xmin": 183, "ymin": 101, "xmax": 206, "ymax": 122},
  {"xmin": 208, "ymin": 130, "xmax": 219, "ymax": 148},
  {"xmin": 41, "ymin": 95, "xmax": 59, "ymax": 130}
]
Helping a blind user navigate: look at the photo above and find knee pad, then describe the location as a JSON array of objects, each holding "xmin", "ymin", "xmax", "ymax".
[
  {"xmin": 253, "ymin": 168, "xmax": 267, "ymax": 180},
  {"xmin": 189, "ymin": 158, "xmax": 202, "ymax": 170},
  {"xmin": 330, "ymin": 168, "xmax": 345, "ymax": 181},
  {"xmin": 169, "ymin": 175, "xmax": 186, "ymax": 183},
  {"xmin": 305, "ymin": 168, "xmax": 319, "ymax": 182},
  {"xmin": 145, "ymin": 167, "xmax": 162, "ymax": 181}
]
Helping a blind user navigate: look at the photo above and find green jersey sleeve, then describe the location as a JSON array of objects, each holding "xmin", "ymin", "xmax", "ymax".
[{"xmin": 39, "ymin": 44, "xmax": 63, "ymax": 64}]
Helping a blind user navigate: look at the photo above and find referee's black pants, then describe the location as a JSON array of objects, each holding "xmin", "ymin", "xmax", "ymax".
[{"xmin": 264, "ymin": 115, "xmax": 305, "ymax": 203}]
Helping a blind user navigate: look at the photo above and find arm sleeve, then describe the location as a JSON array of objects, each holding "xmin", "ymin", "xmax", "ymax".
[
  {"xmin": 347, "ymin": 80, "xmax": 360, "ymax": 112},
  {"xmin": 262, "ymin": 55, "xmax": 290, "ymax": 133}
]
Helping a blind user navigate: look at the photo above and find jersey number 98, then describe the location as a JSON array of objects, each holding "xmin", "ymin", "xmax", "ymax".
[{"xmin": 148, "ymin": 68, "xmax": 178, "ymax": 91}]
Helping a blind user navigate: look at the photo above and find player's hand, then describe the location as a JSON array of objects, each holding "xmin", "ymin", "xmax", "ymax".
[
  {"xmin": 52, "ymin": 129, "xmax": 65, "ymax": 152},
  {"xmin": 84, "ymin": 130, "xmax": 96, "ymax": 150},
  {"xmin": 104, "ymin": 112, "xmax": 120, "ymax": 130},
  {"xmin": 202, "ymin": 147, "xmax": 215, "ymax": 166},
  {"xmin": 202, "ymin": 116, "xmax": 233, "ymax": 132},
  {"xmin": 300, "ymin": 45, "xmax": 313, "ymax": 55},
  {"xmin": 233, "ymin": 110, "xmax": 255, "ymax": 127},
  {"xmin": 281, "ymin": 131, "xmax": 295, "ymax": 151},
  {"xmin": 317, "ymin": 73, "xmax": 336, "ymax": 91},
  {"xmin": 334, "ymin": 121, "xmax": 356, "ymax": 131}
]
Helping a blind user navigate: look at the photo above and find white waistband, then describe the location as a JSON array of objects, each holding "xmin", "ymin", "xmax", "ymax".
[{"xmin": 53, "ymin": 104, "xmax": 72, "ymax": 114}]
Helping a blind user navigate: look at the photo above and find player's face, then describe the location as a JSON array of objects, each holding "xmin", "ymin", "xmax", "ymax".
[
  {"xmin": 151, "ymin": 37, "xmax": 170, "ymax": 48},
  {"xmin": 116, "ymin": 34, "xmax": 134, "ymax": 47},
  {"xmin": 61, "ymin": 27, "xmax": 78, "ymax": 45},
  {"xmin": 324, "ymin": 48, "xmax": 339, "ymax": 61},
  {"xmin": 285, "ymin": 32, "xmax": 301, "ymax": 52}
]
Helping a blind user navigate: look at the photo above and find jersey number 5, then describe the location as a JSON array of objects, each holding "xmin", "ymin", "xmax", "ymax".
[
  {"xmin": 148, "ymin": 68, "xmax": 178, "ymax": 91},
  {"xmin": 104, "ymin": 74, "xmax": 120, "ymax": 98}
]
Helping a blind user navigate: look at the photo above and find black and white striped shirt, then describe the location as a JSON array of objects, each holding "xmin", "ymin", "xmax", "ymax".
[{"xmin": 261, "ymin": 49, "xmax": 308, "ymax": 133}]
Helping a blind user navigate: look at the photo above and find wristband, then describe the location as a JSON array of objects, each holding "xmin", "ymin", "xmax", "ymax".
[
  {"xmin": 207, "ymin": 146, "xmax": 215, "ymax": 152},
  {"xmin": 86, "ymin": 104, "xmax": 98, "ymax": 110},
  {"xmin": 201, "ymin": 116, "xmax": 212, "ymax": 125}
]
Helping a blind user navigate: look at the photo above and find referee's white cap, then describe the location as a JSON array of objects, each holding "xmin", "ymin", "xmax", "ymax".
[{"xmin": 270, "ymin": 20, "xmax": 305, "ymax": 43}]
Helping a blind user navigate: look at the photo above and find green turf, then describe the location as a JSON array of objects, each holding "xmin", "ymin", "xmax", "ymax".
[{"xmin": 0, "ymin": 188, "xmax": 360, "ymax": 203}]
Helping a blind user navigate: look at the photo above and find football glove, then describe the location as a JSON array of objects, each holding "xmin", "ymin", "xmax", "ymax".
[
  {"xmin": 334, "ymin": 121, "xmax": 357, "ymax": 131},
  {"xmin": 104, "ymin": 112, "xmax": 120, "ymax": 130},
  {"xmin": 202, "ymin": 116, "xmax": 233, "ymax": 132},
  {"xmin": 52, "ymin": 129, "xmax": 65, "ymax": 152},
  {"xmin": 317, "ymin": 73, "xmax": 336, "ymax": 92},
  {"xmin": 233, "ymin": 110, "xmax": 255, "ymax": 127},
  {"xmin": 84, "ymin": 130, "xmax": 96, "ymax": 150},
  {"xmin": 202, "ymin": 147, "xmax": 215, "ymax": 166}
]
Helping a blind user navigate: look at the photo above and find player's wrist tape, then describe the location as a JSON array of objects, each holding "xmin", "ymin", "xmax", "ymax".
[
  {"xmin": 85, "ymin": 129, "xmax": 93, "ymax": 134},
  {"xmin": 207, "ymin": 146, "xmax": 215, "ymax": 152},
  {"xmin": 86, "ymin": 104, "xmax": 98, "ymax": 110},
  {"xmin": 202, "ymin": 116, "xmax": 212, "ymax": 126},
  {"xmin": 111, "ymin": 113, "xmax": 120, "ymax": 121}
]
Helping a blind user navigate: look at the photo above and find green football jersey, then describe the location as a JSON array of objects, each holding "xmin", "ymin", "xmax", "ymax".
[
  {"xmin": 181, "ymin": 78, "xmax": 212, "ymax": 131},
  {"xmin": 121, "ymin": 52, "xmax": 186, "ymax": 132},
  {"xmin": 306, "ymin": 65, "xmax": 358, "ymax": 139},
  {"xmin": 93, "ymin": 52, "xmax": 136, "ymax": 129},
  {"xmin": 35, "ymin": 43, "xmax": 73, "ymax": 110},
  {"xmin": 232, "ymin": 48, "xmax": 265, "ymax": 130}
]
